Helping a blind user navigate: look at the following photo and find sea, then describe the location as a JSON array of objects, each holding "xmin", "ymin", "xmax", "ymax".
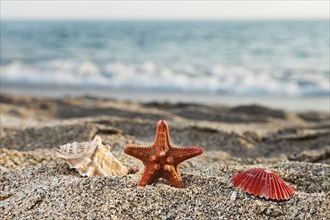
[{"xmin": 1, "ymin": 20, "xmax": 329, "ymax": 98}]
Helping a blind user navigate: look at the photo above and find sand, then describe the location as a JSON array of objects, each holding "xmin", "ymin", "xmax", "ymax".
[{"xmin": 0, "ymin": 94, "xmax": 329, "ymax": 219}]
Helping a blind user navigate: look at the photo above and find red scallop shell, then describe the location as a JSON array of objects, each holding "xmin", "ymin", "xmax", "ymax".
[{"xmin": 231, "ymin": 168, "xmax": 295, "ymax": 201}]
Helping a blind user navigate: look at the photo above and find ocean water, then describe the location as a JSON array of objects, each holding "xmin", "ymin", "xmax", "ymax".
[{"xmin": 1, "ymin": 20, "xmax": 329, "ymax": 97}]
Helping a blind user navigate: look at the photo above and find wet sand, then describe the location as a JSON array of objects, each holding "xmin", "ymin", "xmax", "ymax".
[
  {"xmin": 1, "ymin": 84, "xmax": 329, "ymax": 111},
  {"xmin": 0, "ymin": 94, "xmax": 329, "ymax": 219}
]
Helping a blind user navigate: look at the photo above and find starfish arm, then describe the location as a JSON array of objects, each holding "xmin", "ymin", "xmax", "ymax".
[
  {"xmin": 162, "ymin": 165, "xmax": 185, "ymax": 188},
  {"xmin": 138, "ymin": 165, "xmax": 159, "ymax": 186},
  {"xmin": 170, "ymin": 146, "xmax": 204, "ymax": 165},
  {"xmin": 154, "ymin": 120, "xmax": 171, "ymax": 152},
  {"xmin": 124, "ymin": 145, "xmax": 152, "ymax": 162}
]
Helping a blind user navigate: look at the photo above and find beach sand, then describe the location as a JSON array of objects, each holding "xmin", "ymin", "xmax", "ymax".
[{"xmin": 0, "ymin": 94, "xmax": 329, "ymax": 219}]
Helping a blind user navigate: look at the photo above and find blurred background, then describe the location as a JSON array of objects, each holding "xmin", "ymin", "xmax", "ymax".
[{"xmin": 1, "ymin": 1, "xmax": 329, "ymax": 111}]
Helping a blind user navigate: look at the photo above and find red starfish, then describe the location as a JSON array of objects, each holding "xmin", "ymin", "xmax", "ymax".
[{"xmin": 124, "ymin": 120, "xmax": 203, "ymax": 188}]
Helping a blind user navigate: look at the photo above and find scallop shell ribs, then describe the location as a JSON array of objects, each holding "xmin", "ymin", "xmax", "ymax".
[
  {"xmin": 55, "ymin": 135, "xmax": 129, "ymax": 176},
  {"xmin": 231, "ymin": 168, "xmax": 295, "ymax": 201}
]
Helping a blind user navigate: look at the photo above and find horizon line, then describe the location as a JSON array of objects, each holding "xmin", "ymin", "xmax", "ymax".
[{"xmin": 1, "ymin": 17, "xmax": 329, "ymax": 21}]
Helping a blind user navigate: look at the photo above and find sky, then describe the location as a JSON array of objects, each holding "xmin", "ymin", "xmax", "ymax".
[{"xmin": 1, "ymin": 1, "xmax": 329, "ymax": 20}]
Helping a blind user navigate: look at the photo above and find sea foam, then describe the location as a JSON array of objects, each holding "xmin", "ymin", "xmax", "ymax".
[{"xmin": 1, "ymin": 60, "xmax": 328, "ymax": 97}]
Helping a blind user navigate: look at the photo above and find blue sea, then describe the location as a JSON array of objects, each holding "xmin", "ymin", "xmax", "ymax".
[{"xmin": 1, "ymin": 20, "xmax": 329, "ymax": 97}]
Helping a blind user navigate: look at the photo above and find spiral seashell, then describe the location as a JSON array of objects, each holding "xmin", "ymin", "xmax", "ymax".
[
  {"xmin": 231, "ymin": 168, "xmax": 295, "ymax": 201},
  {"xmin": 55, "ymin": 135, "xmax": 129, "ymax": 176}
]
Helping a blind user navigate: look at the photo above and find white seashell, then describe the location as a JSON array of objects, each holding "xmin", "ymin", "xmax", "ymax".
[
  {"xmin": 55, "ymin": 135, "xmax": 129, "ymax": 176},
  {"xmin": 230, "ymin": 191, "xmax": 237, "ymax": 201}
]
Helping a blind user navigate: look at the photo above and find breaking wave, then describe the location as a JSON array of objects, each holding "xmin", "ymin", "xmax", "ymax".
[{"xmin": 1, "ymin": 60, "xmax": 329, "ymax": 97}]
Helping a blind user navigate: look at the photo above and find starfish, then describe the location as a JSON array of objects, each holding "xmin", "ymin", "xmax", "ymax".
[{"xmin": 124, "ymin": 120, "xmax": 203, "ymax": 188}]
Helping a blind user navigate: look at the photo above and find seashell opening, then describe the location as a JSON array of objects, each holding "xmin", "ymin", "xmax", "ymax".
[
  {"xmin": 55, "ymin": 135, "xmax": 129, "ymax": 177},
  {"xmin": 231, "ymin": 168, "xmax": 295, "ymax": 201}
]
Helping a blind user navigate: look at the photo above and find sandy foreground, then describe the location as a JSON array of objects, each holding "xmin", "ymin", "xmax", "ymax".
[{"xmin": 0, "ymin": 94, "xmax": 329, "ymax": 219}]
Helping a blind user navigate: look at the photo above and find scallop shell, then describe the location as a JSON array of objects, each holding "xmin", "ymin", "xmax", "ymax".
[
  {"xmin": 55, "ymin": 135, "xmax": 129, "ymax": 176},
  {"xmin": 231, "ymin": 168, "xmax": 295, "ymax": 201}
]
